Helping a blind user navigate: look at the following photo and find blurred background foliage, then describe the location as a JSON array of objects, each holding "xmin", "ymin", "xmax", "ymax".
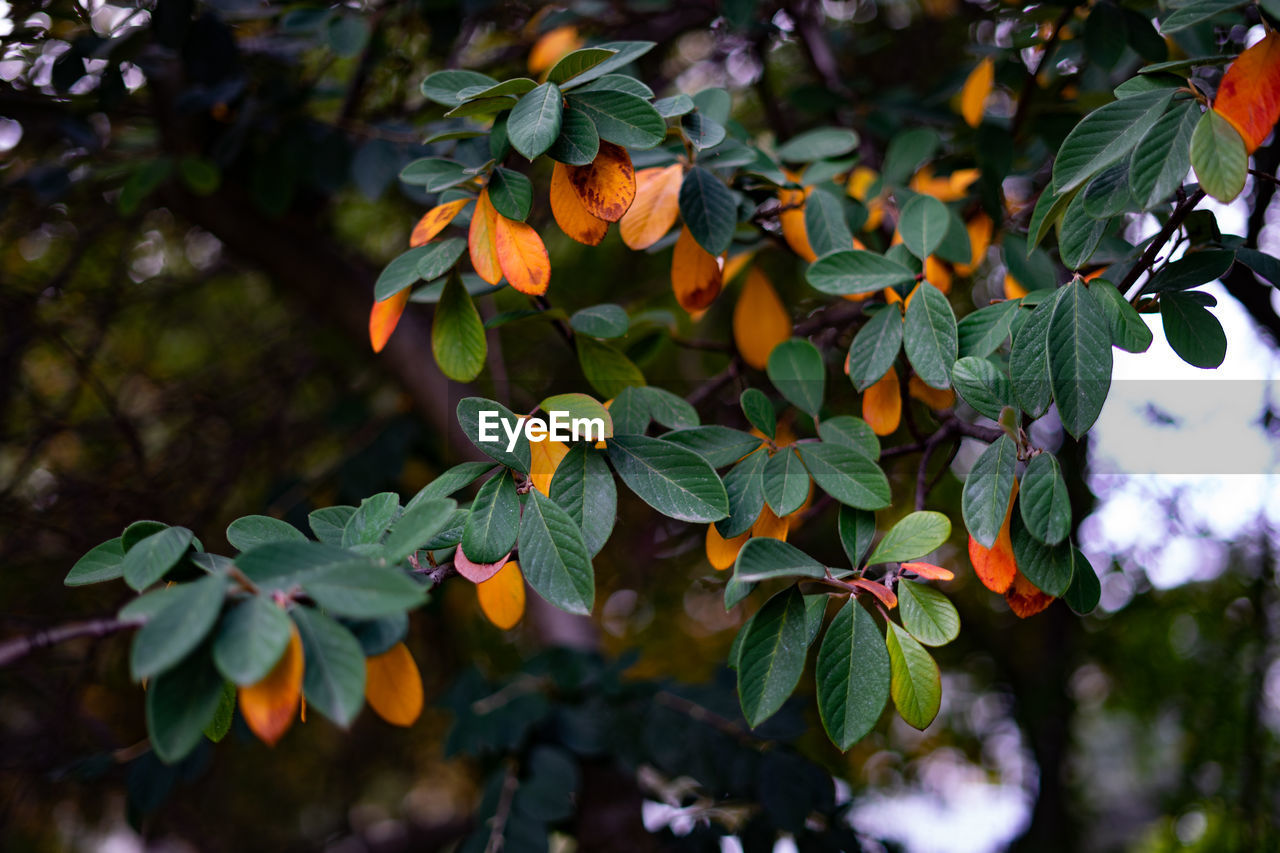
[{"xmin": 1, "ymin": 0, "xmax": 1277, "ymax": 850}]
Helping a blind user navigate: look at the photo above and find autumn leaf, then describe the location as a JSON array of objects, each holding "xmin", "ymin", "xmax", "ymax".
[
  {"xmin": 968, "ymin": 481, "xmax": 1019, "ymax": 594},
  {"xmin": 733, "ymin": 268, "xmax": 791, "ymax": 370},
  {"xmin": 671, "ymin": 225, "xmax": 723, "ymax": 313},
  {"xmin": 723, "ymin": 250, "xmax": 755, "ymax": 284},
  {"xmin": 908, "ymin": 375, "xmax": 955, "ymax": 410},
  {"xmin": 863, "ymin": 366, "xmax": 902, "ymax": 436},
  {"xmin": 924, "ymin": 255, "xmax": 952, "ymax": 294},
  {"xmin": 410, "ymin": 198, "xmax": 471, "ymax": 248},
  {"xmin": 851, "ymin": 577, "xmax": 897, "ymax": 609},
  {"xmin": 239, "ymin": 623, "xmax": 303, "ymax": 746},
  {"xmin": 477, "ymin": 560, "xmax": 526, "ymax": 629},
  {"xmin": 364, "ymin": 642, "xmax": 424, "ymax": 727},
  {"xmin": 706, "ymin": 524, "xmax": 748, "ymax": 570},
  {"xmin": 529, "ymin": 435, "xmax": 570, "ymax": 495},
  {"xmin": 529, "ymin": 26, "xmax": 582, "ymax": 75},
  {"xmin": 567, "ymin": 141, "xmax": 637, "ymax": 222},
  {"xmin": 960, "ymin": 57, "xmax": 994, "ymax": 128},
  {"xmin": 494, "ymin": 213, "xmax": 551, "ymax": 295},
  {"xmin": 901, "ymin": 561, "xmax": 955, "ymax": 582},
  {"xmin": 455, "ymin": 546, "xmax": 512, "ymax": 583},
  {"xmin": 1005, "ymin": 570, "xmax": 1055, "ymax": 618},
  {"xmin": 1004, "ymin": 274, "xmax": 1028, "ymax": 300},
  {"xmin": 1214, "ymin": 31, "xmax": 1280, "ymax": 153},
  {"xmin": 779, "ymin": 186, "xmax": 816, "ymax": 262},
  {"xmin": 620, "ymin": 164, "xmax": 683, "ymax": 249},
  {"xmin": 369, "ymin": 288, "xmax": 409, "ymax": 353},
  {"xmin": 550, "ymin": 162, "xmax": 608, "ymax": 246},
  {"xmin": 954, "ymin": 212, "xmax": 993, "ymax": 276},
  {"xmin": 751, "ymin": 504, "xmax": 790, "ymax": 541},
  {"xmin": 910, "ymin": 166, "xmax": 980, "ymax": 202},
  {"xmin": 469, "ymin": 188, "xmax": 503, "ymax": 285}
]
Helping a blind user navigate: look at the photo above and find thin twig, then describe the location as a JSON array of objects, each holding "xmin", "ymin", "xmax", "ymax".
[
  {"xmin": 0, "ymin": 617, "xmax": 142, "ymax": 668},
  {"xmin": 1119, "ymin": 189, "xmax": 1206, "ymax": 302}
]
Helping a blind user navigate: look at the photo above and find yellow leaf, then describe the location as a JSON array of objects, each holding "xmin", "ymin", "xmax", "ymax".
[
  {"xmin": 469, "ymin": 188, "xmax": 503, "ymax": 285},
  {"xmin": 478, "ymin": 560, "xmax": 526, "ymax": 629},
  {"xmin": 1003, "ymin": 273, "xmax": 1028, "ymax": 300},
  {"xmin": 410, "ymin": 198, "xmax": 471, "ymax": 248},
  {"xmin": 910, "ymin": 165, "xmax": 980, "ymax": 202},
  {"xmin": 369, "ymin": 289, "xmax": 409, "ymax": 353},
  {"xmin": 494, "ymin": 213, "xmax": 551, "ymax": 295},
  {"xmin": 529, "ymin": 26, "xmax": 582, "ymax": 75},
  {"xmin": 924, "ymin": 255, "xmax": 952, "ymax": 294},
  {"xmin": 529, "ymin": 435, "xmax": 570, "ymax": 496},
  {"xmin": 620, "ymin": 164, "xmax": 683, "ymax": 249},
  {"xmin": 723, "ymin": 250, "xmax": 755, "ymax": 284},
  {"xmin": 751, "ymin": 504, "xmax": 789, "ymax": 541},
  {"xmin": 778, "ymin": 186, "xmax": 816, "ymax": 262},
  {"xmin": 239, "ymin": 623, "xmax": 303, "ymax": 746},
  {"xmin": 863, "ymin": 367, "xmax": 902, "ymax": 436},
  {"xmin": 671, "ymin": 226, "xmax": 723, "ymax": 313},
  {"xmin": 550, "ymin": 162, "xmax": 609, "ymax": 246},
  {"xmin": 567, "ymin": 141, "xmax": 637, "ymax": 222},
  {"xmin": 884, "ymin": 283, "xmax": 919, "ymax": 310},
  {"xmin": 908, "ymin": 374, "xmax": 955, "ymax": 410},
  {"xmin": 364, "ymin": 642, "xmax": 424, "ymax": 727},
  {"xmin": 706, "ymin": 524, "xmax": 748, "ymax": 570},
  {"xmin": 846, "ymin": 166, "xmax": 878, "ymax": 201},
  {"xmin": 960, "ymin": 57, "xmax": 994, "ymax": 128},
  {"xmin": 954, "ymin": 212, "xmax": 993, "ymax": 276},
  {"xmin": 733, "ymin": 267, "xmax": 791, "ymax": 370}
]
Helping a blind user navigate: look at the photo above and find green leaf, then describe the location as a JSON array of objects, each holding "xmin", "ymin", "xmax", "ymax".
[
  {"xmin": 565, "ymin": 90, "xmax": 666, "ymax": 149},
  {"xmin": 767, "ymin": 338, "xmax": 825, "ymax": 416},
  {"xmin": 838, "ymin": 506, "xmax": 877, "ymax": 567},
  {"xmin": 382, "ymin": 498, "xmax": 457, "ymax": 563},
  {"xmin": 1081, "ymin": 161, "xmax": 1132, "ymax": 219},
  {"xmin": 881, "ymin": 128, "xmax": 939, "ymax": 186},
  {"xmin": 1091, "ymin": 279, "xmax": 1153, "ymax": 353},
  {"xmin": 203, "ymin": 680, "xmax": 236, "ymax": 742},
  {"xmin": 546, "ymin": 48, "xmax": 617, "ymax": 84},
  {"xmin": 308, "ymin": 506, "xmax": 356, "ymax": 546},
  {"xmin": 763, "ymin": 447, "xmax": 810, "ymax": 517},
  {"xmin": 1064, "ymin": 547, "xmax": 1101, "ymax": 614},
  {"xmin": 549, "ymin": 444, "xmax": 617, "ymax": 557},
  {"xmin": 867, "ymin": 511, "xmax": 951, "ymax": 565},
  {"xmin": 505, "ymin": 82, "xmax": 563, "ymax": 160},
  {"xmin": 1051, "ymin": 89, "xmax": 1174, "ymax": 193},
  {"xmin": 1160, "ymin": 291, "xmax": 1227, "ymax": 368},
  {"xmin": 886, "ymin": 622, "xmax": 940, "ymax": 729},
  {"xmin": 803, "ymin": 189, "xmax": 854, "ymax": 258},
  {"xmin": 1009, "ymin": 291, "xmax": 1059, "ymax": 417},
  {"xmin": 797, "ymin": 443, "xmax": 892, "ymax": 510},
  {"xmin": 487, "ymin": 167, "xmax": 534, "ymax": 221},
  {"xmin": 661, "ymin": 425, "xmax": 762, "ymax": 467},
  {"xmin": 637, "ymin": 386, "xmax": 699, "ymax": 429},
  {"xmin": 405, "ymin": 461, "xmax": 493, "ymax": 509},
  {"xmin": 461, "ymin": 470, "xmax": 520, "ymax": 563},
  {"xmin": 1159, "ymin": 0, "xmax": 1245, "ymax": 34},
  {"xmin": 1235, "ymin": 247, "xmax": 1280, "ymax": 287},
  {"xmin": 935, "ymin": 205, "xmax": 972, "ymax": 266},
  {"xmin": 777, "ymin": 127, "xmax": 859, "ymax": 162},
  {"xmin": 1130, "ymin": 100, "xmax": 1197, "ymax": 209},
  {"xmin": 374, "ymin": 247, "xmax": 430, "ymax": 300},
  {"xmin": 607, "ymin": 386, "xmax": 650, "ymax": 435},
  {"xmin": 681, "ymin": 111, "xmax": 727, "ymax": 151},
  {"xmin": 234, "ymin": 540, "xmax": 356, "ymax": 590},
  {"xmin": 560, "ymin": 41, "xmax": 655, "ymax": 88},
  {"xmin": 1048, "ymin": 281, "xmax": 1113, "ymax": 438},
  {"xmin": 540, "ymin": 392, "xmax": 614, "ymax": 438},
  {"xmin": 716, "ymin": 448, "xmax": 768, "ymax": 538},
  {"xmin": 957, "ymin": 299, "xmax": 1019, "ymax": 359},
  {"xmin": 1191, "ymin": 108, "xmax": 1247, "ymax": 203},
  {"xmin": 122, "ymin": 520, "xmax": 172, "ymax": 551},
  {"xmin": 1058, "ymin": 190, "xmax": 1108, "ymax": 270},
  {"xmin": 898, "ymin": 195, "xmax": 950, "ymax": 260},
  {"xmin": 432, "ymin": 271, "xmax": 487, "ymax": 382},
  {"xmin": 1084, "ymin": 0, "xmax": 1129, "ymax": 69},
  {"xmin": 847, "ymin": 306, "xmax": 903, "ymax": 392},
  {"xmin": 951, "ymin": 356, "xmax": 1014, "ymax": 421},
  {"xmin": 226, "ymin": 516, "xmax": 306, "ymax": 552},
  {"xmin": 65, "ymin": 537, "xmax": 125, "ymax": 586},
  {"xmin": 961, "ymin": 434, "xmax": 1017, "ymax": 549},
  {"xmin": 1010, "ymin": 514, "xmax": 1074, "ymax": 597},
  {"xmin": 420, "ymin": 70, "xmax": 499, "ymax": 106},
  {"xmin": 1019, "ymin": 453, "xmax": 1071, "ymax": 545},
  {"xmin": 213, "ymin": 595, "xmax": 292, "ymax": 685},
  {"xmin": 816, "ymin": 599, "xmax": 889, "ymax": 750},
  {"xmin": 897, "ymin": 580, "xmax": 960, "ymax": 647},
  {"xmin": 678, "ymin": 166, "xmax": 737, "ymax": 255},
  {"xmin": 606, "ymin": 435, "xmax": 729, "ymax": 522},
  {"xmin": 457, "ymin": 397, "xmax": 532, "ymax": 474},
  {"xmin": 570, "ymin": 303, "xmax": 628, "ymax": 338},
  {"xmin": 818, "ymin": 416, "xmax": 880, "ymax": 460},
  {"xmin": 457, "ymin": 78, "xmax": 537, "ymax": 100},
  {"xmin": 903, "ymin": 282, "xmax": 958, "ymax": 389},
  {"xmin": 740, "ymin": 388, "xmax": 776, "ymax": 438},
  {"xmin": 293, "ymin": 607, "xmax": 366, "ymax": 727},
  {"xmin": 342, "ymin": 492, "xmax": 399, "ymax": 547},
  {"xmin": 130, "ymin": 574, "xmax": 228, "ymax": 680},
  {"xmin": 547, "ymin": 107, "xmax": 600, "ymax": 166},
  {"xmin": 399, "ymin": 158, "xmax": 472, "ymax": 191},
  {"xmin": 577, "ymin": 336, "xmax": 646, "ymax": 400},
  {"xmin": 123, "ymin": 526, "xmax": 195, "ymax": 591},
  {"xmin": 737, "ymin": 586, "xmax": 809, "ymax": 727},
  {"xmin": 1027, "ymin": 187, "xmax": 1078, "ymax": 251},
  {"xmin": 654, "ymin": 94, "xmax": 695, "ymax": 117},
  {"xmin": 303, "ymin": 564, "xmax": 428, "ymax": 619},
  {"xmin": 519, "ymin": 489, "xmax": 595, "ymax": 615},
  {"xmin": 1143, "ymin": 250, "xmax": 1235, "ymax": 294},
  {"xmin": 579, "ymin": 74, "xmax": 655, "ymax": 98},
  {"xmin": 807, "ymin": 250, "xmax": 917, "ymax": 296},
  {"xmin": 146, "ymin": 648, "xmax": 226, "ymax": 764}
]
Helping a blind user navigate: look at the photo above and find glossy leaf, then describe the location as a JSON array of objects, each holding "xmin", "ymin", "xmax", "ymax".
[
  {"xmin": 866, "ymin": 511, "xmax": 950, "ymax": 565},
  {"xmin": 886, "ymin": 622, "xmax": 941, "ymax": 730},
  {"xmin": 847, "ymin": 306, "xmax": 903, "ymax": 392},
  {"xmin": 798, "ymin": 442, "xmax": 892, "ymax": 510},
  {"xmin": 1161, "ymin": 291, "xmax": 1227, "ymax": 368},
  {"xmin": 816, "ymin": 599, "xmax": 890, "ymax": 750},
  {"xmin": 951, "ymin": 356, "xmax": 1014, "ymax": 421},
  {"xmin": 807, "ymin": 250, "xmax": 917, "ymax": 296},
  {"xmin": 897, "ymin": 580, "xmax": 960, "ymax": 647},
  {"xmin": 1051, "ymin": 89, "xmax": 1174, "ymax": 192},
  {"xmin": 477, "ymin": 560, "xmax": 526, "ymax": 629},
  {"xmin": 620, "ymin": 164, "xmax": 683, "ymax": 250},
  {"xmin": 1191, "ymin": 109, "xmax": 1248, "ymax": 203},
  {"xmin": 364, "ymin": 642, "xmax": 423, "ymax": 726}
]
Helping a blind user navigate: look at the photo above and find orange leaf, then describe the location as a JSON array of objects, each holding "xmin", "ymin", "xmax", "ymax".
[
  {"xmin": 924, "ymin": 255, "xmax": 952, "ymax": 294},
  {"xmin": 529, "ymin": 435, "xmax": 570, "ymax": 495},
  {"xmin": 364, "ymin": 642, "xmax": 424, "ymax": 727},
  {"xmin": 960, "ymin": 57, "xmax": 994, "ymax": 128},
  {"xmin": 779, "ymin": 186, "xmax": 817, "ymax": 262},
  {"xmin": 671, "ymin": 226, "xmax": 723, "ymax": 313},
  {"xmin": 239, "ymin": 623, "xmax": 303, "ymax": 746},
  {"xmin": 910, "ymin": 166, "xmax": 980, "ymax": 203},
  {"xmin": 494, "ymin": 214, "xmax": 551, "ymax": 295},
  {"xmin": 968, "ymin": 480, "xmax": 1019, "ymax": 593},
  {"xmin": 550, "ymin": 163, "xmax": 609, "ymax": 246},
  {"xmin": 477, "ymin": 560, "xmax": 526, "ymax": 629},
  {"xmin": 733, "ymin": 267, "xmax": 791, "ymax": 370},
  {"xmin": 410, "ymin": 198, "xmax": 471, "ymax": 248},
  {"xmin": 1003, "ymin": 273, "xmax": 1027, "ymax": 300},
  {"xmin": 369, "ymin": 289, "xmax": 409, "ymax": 353},
  {"xmin": 455, "ymin": 546, "xmax": 512, "ymax": 584},
  {"xmin": 908, "ymin": 375, "xmax": 955, "ymax": 410},
  {"xmin": 900, "ymin": 561, "xmax": 955, "ymax": 582},
  {"xmin": 751, "ymin": 504, "xmax": 789, "ymax": 541},
  {"xmin": 706, "ymin": 524, "xmax": 748, "ymax": 570},
  {"xmin": 852, "ymin": 578, "xmax": 898, "ymax": 609},
  {"xmin": 529, "ymin": 26, "xmax": 582, "ymax": 75},
  {"xmin": 620, "ymin": 164, "xmax": 683, "ymax": 249},
  {"xmin": 469, "ymin": 188, "xmax": 503, "ymax": 285},
  {"xmin": 723, "ymin": 250, "xmax": 755, "ymax": 284},
  {"xmin": 1005, "ymin": 570, "xmax": 1055, "ymax": 618},
  {"xmin": 1215, "ymin": 32, "xmax": 1280, "ymax": 153},
  {"xmin": 863, "ymin": 367, "xmax": 902, "ymax": 436},
  {"xmin": 567, "ymin": 141, "xmax": 637, "ymax": 222},
  {"xmin": 954, "ymin": 212, "xmax": 993, "ymax": 276}
]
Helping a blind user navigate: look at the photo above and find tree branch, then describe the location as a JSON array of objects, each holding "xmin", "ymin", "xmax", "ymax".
[
  {"xmin": 0, "ymin": 617, "xmax": 141, "ymax": 668},
  {"xmin": 1119, "ymin": 189, "xmax": 1206, "ymax": 302}
]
